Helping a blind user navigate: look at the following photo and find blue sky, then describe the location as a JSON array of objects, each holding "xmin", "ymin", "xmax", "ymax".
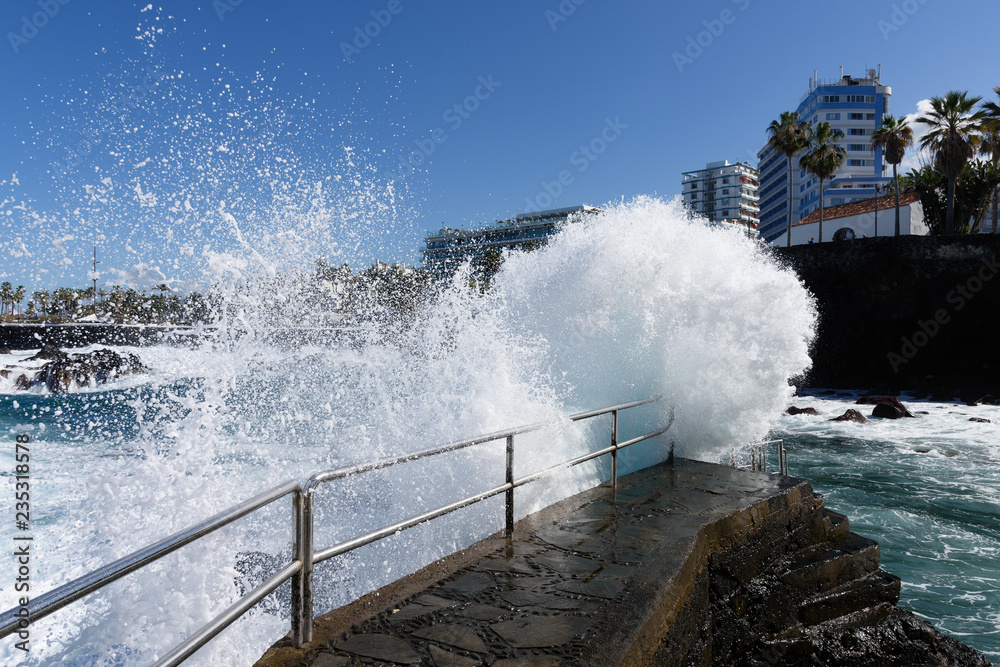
[{"xmin": 2, "ymin": 0, "xmax": 999, "ymax": 292}]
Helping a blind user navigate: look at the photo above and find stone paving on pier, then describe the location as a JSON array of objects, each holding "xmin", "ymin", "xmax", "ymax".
[{"xmin": 258, "ymin": 458, "xmax": 811, "ymax": 666}]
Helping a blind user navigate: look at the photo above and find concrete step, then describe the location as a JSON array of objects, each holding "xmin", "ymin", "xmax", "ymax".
[
  {"xmin": 822, "ymin": 508, "xmax": 849, "ymax": 541},
  {"xmin": 755, "ymin": 603, "xmax": 993, "ymax": 667},
  {"xmin": 797, "ymin": 569, "xmax": 901, "ymax": 627},
  {"xmin": 780, "ymin": 532, "xmax": 880, "ymax": 594}
]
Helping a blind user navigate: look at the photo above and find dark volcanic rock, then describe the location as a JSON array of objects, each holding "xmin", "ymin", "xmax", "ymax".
[
  {"xmin": 40, "ymin": 349, "xmax": 148, "ymax": 393},
  {"xmin": 972, "ymin": 395, "xmax": 1000, "ymax": 406},
  {"xmin": 786, "ymin": 406, "xmax": 820, "ymax": 416},
  {"xmin": 15, "ymin": 374, "xmax": 30, "ymax": 390},
  {"xmin": 830, "ymin": 409, "xmax": 867, "ymax": 424},
  {"xmin": 753, "ymin": 604, "xmax": 991, "ymax": 667},
  {"xmin": 26, "ymin": 343, "xmax": 68, "ymax": 361},
  {"xmin": 17, "ymin": 348, "xmax": 149, "ymax": 393},
  {"xmin": 871, "ymin": 403, "xmax": 912, "ymax": 420},
  {"xmin": 0, "ymin": 347, "xmax": 10, "ymax": 354},
  {"xmin": 858, "ymin": 396, "xmax": 914, "ymax": 418},
  {"xmin": 969, "ymin": 417, "xmax": 992, "ymax": 424}
]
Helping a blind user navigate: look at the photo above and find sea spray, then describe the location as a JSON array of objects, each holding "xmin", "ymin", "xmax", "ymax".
[
  {"xmin": 2, "ymin": 197, "xmax": 817, "ymax": 666},
  {"xmin": 0, "ymin": 10, "xmax": 821, "ymax": 662}
]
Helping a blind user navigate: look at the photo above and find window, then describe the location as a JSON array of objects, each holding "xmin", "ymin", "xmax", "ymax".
[
  {"xmin": 845, "ymin": 95, "xmax": 875, "ymax": 103},
  {"xmin": 822, "ymin": 95, "xmax": 841, "ymax": 103},
  {"xmin": 722, "ymin": 177, "xmax": 730, "ymax": 184},
  {"xmin": 849, "ymin": 128, "xmax": 868, "ymax": 136},
  {"xmin": 848, "ymin": 144, "xmax": 870, "ymax": 152},
  {"xmin": 867, "ymin": 113, "xmax": 876, "ymax": 120},
  {"xmin": 826, "ymin": 112, "xmax": 841, "ymax": 120},
  {"xmin": 722, "ymin": 188, "xmax": 729, "ymax": 195},
  {"xmin": 849, "ymin": 159, "xmax": 871, "ymax": 167},
  {"xmin": 848, "ymin": 113, "xmax": 865, "ymax": 120}
]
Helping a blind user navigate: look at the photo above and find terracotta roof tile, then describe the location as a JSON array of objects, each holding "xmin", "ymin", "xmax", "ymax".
[{"xmin": 796, "ymin": 191, "xmax": 921, "ymax": 227}]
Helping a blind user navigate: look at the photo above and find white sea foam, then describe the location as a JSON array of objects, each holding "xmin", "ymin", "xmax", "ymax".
[{"xmin": 1, "ymin": 197, "xmax": 817, "ymax": 665}]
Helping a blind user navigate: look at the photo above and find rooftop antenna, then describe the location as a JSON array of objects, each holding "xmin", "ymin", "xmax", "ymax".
[
  {"xmin": 840, "ymin": 65, "xmax": 844, "ymax": 79},
  {"xmin": 877, "ymin": 64, "xmax": 881, "ymax": 83}
]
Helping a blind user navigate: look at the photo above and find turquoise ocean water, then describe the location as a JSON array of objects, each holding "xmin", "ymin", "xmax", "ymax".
[{"xmin": 776, "ymin": 389, "xmax": 1000, "ymax": 662}]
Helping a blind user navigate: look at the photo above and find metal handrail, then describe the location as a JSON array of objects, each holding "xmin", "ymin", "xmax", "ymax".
[
  {"xmin": 0, "ymin": 480, "xmax": 303, "ymax": 644},
  {"xmin": 732, "ymin": 438, "xmax": 787, "ymax": 476},
  {"xmin": 0, "ymin": 397, "xmax": 672, "ymax": 664}
]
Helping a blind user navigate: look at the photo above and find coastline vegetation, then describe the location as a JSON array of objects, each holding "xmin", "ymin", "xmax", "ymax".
[{"xmin": 0, "ymin": 261, "xmax": 436, "ymax": 327}]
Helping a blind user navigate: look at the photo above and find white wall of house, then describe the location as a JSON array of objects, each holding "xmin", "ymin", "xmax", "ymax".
[{"xmin": 770, "ymin": 202, "xmax": 926, "ymax": 245}]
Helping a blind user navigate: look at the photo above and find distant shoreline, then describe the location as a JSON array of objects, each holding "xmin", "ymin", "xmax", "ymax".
[
  {"xmin": 0, "ymin": 323, "xmax": 198, "ymax": 349},
  {"xmin": 0, "ymin": 323, "xmax": 359, "ymax": 350}
]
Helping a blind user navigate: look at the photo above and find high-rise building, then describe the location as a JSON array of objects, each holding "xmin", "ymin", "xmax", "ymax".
[
  {"xmin": 422, "ymin": 205, "xmax": 601, "ymax": 279},
  {"xmin": 680, "ymin": 160, "xmax": 760, "ymax": 232},
  {"xmin": 757, "ymin": 69, "xmax": 892, "ymax": 244}
]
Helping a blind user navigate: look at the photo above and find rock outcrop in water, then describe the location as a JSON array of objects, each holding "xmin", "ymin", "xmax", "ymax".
[
  {"xmin": 830, "ymin": 409, "xmax": 867, "ymax": 423},
  {"xmin": 10, "ymin": 346, "xmax": 149, "ymax": 393},
  {"xmin": 858, "ymin": 396, "xmax": 915, "ymax": 419},
  {"xmin": 786, "ymin": 406, "xmax": 820, "ymax": 416}
]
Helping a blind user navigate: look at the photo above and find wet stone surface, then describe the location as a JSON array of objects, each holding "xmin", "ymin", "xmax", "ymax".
[{"xmin": 291, "ymin": 458, "xmax": 795, "ymax": 666}]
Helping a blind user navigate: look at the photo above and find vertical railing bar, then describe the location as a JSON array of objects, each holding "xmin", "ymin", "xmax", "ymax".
[
  {"xmin": 290, "ymin": 489, "xmax": 305, "ymax": 647},
  {"xmin": 505, "ymin": 434, "xmax": 515, "ymax": 540},
  {"xmin": 300, "ymin": 488, "xmax": 315, "ymax": 645},
  {"xmin": 610, "ymin": 409, "xmax": 618, "ymax": 490}
]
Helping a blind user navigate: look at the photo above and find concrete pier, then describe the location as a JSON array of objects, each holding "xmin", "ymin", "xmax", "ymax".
[{"xmin": 257, "ymin": 458, "xmax": 988, "ymax": 667}]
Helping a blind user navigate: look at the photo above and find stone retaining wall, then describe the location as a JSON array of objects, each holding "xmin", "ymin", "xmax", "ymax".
[{"xmin": 773, "ymin": 236, "xmax": 1000, "ymax": 399}]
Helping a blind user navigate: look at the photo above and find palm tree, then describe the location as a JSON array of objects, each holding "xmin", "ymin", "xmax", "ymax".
[
  {"xmin": 0, "ymin": 282, "xmax": 11, "ymax": 317},
  {"xmin": 13, "ymin": 286, "xmax": 25, "ymax": 316},
  {"xmin": 916, "ymin": 91, "xmax": 984, "ymax": 234},
  {"xmin": 31, "ymin": 290, "xmax": 51, "ymax": 319},
  {"xmin": 767, "ymin": 111, "xmax": 811, "ymax": 246},
  {"xmin": 871, "ymin": 116, "xmax": 914, "ymax": 236},
  {"xmin": 980, "ymin": 87, "xmax": 1000, "ymax": 233},
  {"xmin": 799, "ymin": 122, "xmax": 846, "ymax": 243}
]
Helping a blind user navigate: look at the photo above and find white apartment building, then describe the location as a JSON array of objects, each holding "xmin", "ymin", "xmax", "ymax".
[
  {"xmin": 757, "ymin": 68, "xmax": 893, "ymax": 244},
  {"xmin": 681, "ymin": 160, "xmax": 760, "ymax": 231}
]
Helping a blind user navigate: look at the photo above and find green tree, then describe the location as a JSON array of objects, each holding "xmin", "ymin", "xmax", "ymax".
[
  {"xmin": 474, "ymin": 248, "xmax": 504, "ymax": 292},
  {"xmin": 899, "ymin": 162, "xmax": 1000, "ymax": 235},
  {"xmin": 13, "ymin": 286, "xmax": 25, "ymax": 316},
  {"xmin": 871, "ymin": 115, "xmax": 914, "ymax": 236},
  {"xmin": 916, "ymin": 91, "xmax": 984, "ymax": 234},
  {"xmin": 799, "ymin": 122, "xmax": 846, "ymax": 243},
  {"xmin": 0, "ymin": 282, "xmax": 11, "ymax": 317},
  {"xmin": 980, "ymin": 87, "xmax": 1000, "ymax": 233},
  {"xmin": 767, "ymin": 111, "xmax": 812, "ymax": 247},
  {"xmin": 30, "ymin": 290, "xmax": 51, "ymax": 319},
  {"xmin": 960, "ymin": 160, "xmax": 1000, "ymax": 232}
]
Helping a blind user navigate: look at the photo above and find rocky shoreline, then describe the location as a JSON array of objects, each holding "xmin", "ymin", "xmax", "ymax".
[{"xmin": 0, "ymin": 344, "xmax": 148, "ymax": 393}]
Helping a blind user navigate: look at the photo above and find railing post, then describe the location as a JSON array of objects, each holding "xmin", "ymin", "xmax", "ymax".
[
  {"xmin": 297, "ymin": 488, "xmax": 315, "ymax": 645},
  {"xmin": 610, "ymin": 409, "xmax": 618, "ymax": 490},
  {"xmin": 505, "ymin": 434, "xmax": 514, "ymax": 540},
  {"xmin": 290, "ymin": 489, "xmax": 305, "ymax": 647}
]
